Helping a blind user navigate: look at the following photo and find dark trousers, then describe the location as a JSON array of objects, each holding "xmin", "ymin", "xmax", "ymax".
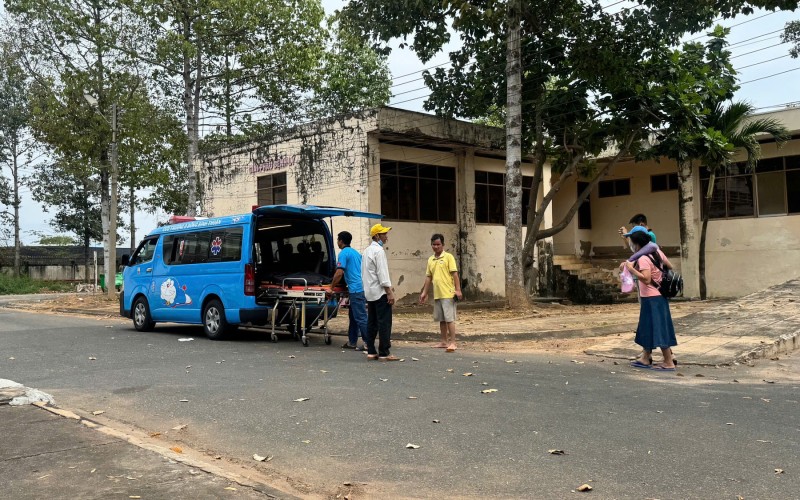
[{"xmin": 367, "ymin": 294, "xmax": 392, "ymax": 356}]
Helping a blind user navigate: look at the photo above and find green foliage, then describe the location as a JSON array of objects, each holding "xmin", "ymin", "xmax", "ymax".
[
  {"xmin": 0, "ymin": 273, "xmax": 75, "ymax": 294},
  {"xmin": 38, "ymin": 235, "xmax": 76, "ymax": 245},
  {"xmin": 783, "ymin": 20, "xmax": 800, "ymax": 58},
  {"xmin": 309, "ymin": 20, "xmax": 392, "ymax": 117}
]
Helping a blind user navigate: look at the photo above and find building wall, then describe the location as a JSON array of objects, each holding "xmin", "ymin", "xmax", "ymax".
[{"xmin": 705, "ymin": 216, "xmax": 800, "ymax": 297}]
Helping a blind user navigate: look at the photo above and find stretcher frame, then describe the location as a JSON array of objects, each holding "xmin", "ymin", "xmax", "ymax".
[{"xmin": 258, "ymin": 277, "xmax": 344, "ymax": 346}]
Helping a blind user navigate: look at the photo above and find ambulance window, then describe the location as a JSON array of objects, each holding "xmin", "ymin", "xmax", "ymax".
[{"xmin": 132, "ymin": 237, "xmax": 158, "ymax": 265}]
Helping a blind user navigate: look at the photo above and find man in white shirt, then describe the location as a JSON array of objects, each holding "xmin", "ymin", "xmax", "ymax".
[{"xmin": 361, "ymin": 223, "xmax": 397, "ymax": 361}]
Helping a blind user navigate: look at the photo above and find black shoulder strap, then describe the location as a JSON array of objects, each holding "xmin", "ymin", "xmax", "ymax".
[{"xmin": 646, "ymin": 252, "xmax": 666, "ymax": 272}]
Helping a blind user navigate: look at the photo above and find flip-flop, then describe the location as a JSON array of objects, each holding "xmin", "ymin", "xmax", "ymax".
[
  {"xmin": 446, "ymin": 348, "xmax": 456, "ymax": 353},
  {"xmin": 651, "ymin": 365, "xmax": 676, "ymax": 371},
  {"xmin": 630, "ymin": 360, "xmax": 652, "ymax": 369}
]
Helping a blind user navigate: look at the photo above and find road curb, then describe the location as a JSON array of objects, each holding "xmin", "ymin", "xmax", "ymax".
[
  {"xmin": 735, "ymin": 329, "xmax": 800, "ymax": 365},
  {"xmin": 28, "ymin": 402, "xmax": 300, "ymax": 499}
]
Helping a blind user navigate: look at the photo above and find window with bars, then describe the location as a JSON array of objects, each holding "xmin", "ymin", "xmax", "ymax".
[
  {"xmin": 701, "ymin": 155, "xmax": 800, "ymax": 219},
  {"xmin": 380, "ymin": 160, "xmax": 456, "ymax": 222},
  {"xmin": 257, "ymin": 172, "xmax": 287, "ymax": 206},
  {"xmin": 474, "ymin": 171, "xmax": 534, "ymax": 225}
]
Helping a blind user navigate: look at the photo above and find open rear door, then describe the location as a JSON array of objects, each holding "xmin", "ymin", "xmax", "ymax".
[{"xmin": 253, "ymin": 204, "xmax": 384, "ymax": 220}]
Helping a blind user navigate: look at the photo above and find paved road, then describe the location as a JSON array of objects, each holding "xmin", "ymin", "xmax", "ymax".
[{"xmin": 1, "ymin": 309, "xmax": 798, "ymax": 499}]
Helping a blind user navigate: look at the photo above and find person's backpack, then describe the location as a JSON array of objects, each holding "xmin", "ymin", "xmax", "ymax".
[{"xmin": 646, "ymin": 252, "xmax": 683, "ymax": 298}]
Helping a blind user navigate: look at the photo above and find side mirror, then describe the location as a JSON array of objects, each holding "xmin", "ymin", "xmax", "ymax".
[{"xmin": 121, "ymin": 254, "xmax": 130, "ymax": 266}]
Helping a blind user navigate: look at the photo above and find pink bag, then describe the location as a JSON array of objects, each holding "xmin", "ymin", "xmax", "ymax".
[{"xmin": 620, "ymin": 267, "xmax": 635, "ymax": 293}]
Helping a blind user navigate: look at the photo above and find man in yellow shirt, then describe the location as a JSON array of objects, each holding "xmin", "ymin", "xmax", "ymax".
[{"xmin": 418, "ymin": 233, "xmax": 463, "ymax": 352}]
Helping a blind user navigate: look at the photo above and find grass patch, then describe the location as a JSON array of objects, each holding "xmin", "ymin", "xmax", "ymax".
[{"xmin": 0, "ymin": 274, "xmax": 76, "ymax": 294}]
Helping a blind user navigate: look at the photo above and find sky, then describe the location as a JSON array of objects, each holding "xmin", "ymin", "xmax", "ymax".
[{"xmin": 11, "ymin": 1, "xmax": 800, "ymax": 246}]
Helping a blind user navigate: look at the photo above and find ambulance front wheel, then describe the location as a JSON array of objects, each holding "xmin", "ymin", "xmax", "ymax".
[{"xmin": 133, "ymin": 297, "xmax": 156, "ymax": 332}]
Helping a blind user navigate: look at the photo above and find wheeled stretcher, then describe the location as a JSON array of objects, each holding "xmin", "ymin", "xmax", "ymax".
[{"xmin": 257, "ymin": 278, "xmax": 346, "ymax": 346}]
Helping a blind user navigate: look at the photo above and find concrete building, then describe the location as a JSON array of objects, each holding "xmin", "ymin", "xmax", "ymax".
[{"xmin": 200, "ymin": 106, "xmax": 800, "ymax": 302}]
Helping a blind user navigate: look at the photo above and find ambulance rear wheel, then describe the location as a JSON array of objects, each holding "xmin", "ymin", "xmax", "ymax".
[
  {"xmin": 203, "ymin": 299, "xmax": 229, "ymax": 340},
  {"xmin": 133, "ymin": 297, "xmax": 155, "ymax": 332}
]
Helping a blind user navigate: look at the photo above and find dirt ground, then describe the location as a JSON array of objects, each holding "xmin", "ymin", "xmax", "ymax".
[{"xmin": 8, "ymin": 292, "xmax": 712, "ymax": 355}]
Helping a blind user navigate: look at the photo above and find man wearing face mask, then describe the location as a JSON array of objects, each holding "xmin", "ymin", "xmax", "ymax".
[{"xmin": 361, "ymin": 224, "xmax": 397, "ymax": 361}]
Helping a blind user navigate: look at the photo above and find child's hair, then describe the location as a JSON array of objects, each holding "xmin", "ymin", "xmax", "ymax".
[
  {"xmin": 629, "ymin": 213, "xmax": 648, "ymax": 226},
  {"xmin": 630, "ymin": 230, "xmax": 652, "ymax": 248}
]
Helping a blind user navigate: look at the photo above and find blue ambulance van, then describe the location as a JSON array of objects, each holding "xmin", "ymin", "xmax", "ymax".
[{"xmin": 119, "ymin": 205, "xmax": 382, "ymax": 341}]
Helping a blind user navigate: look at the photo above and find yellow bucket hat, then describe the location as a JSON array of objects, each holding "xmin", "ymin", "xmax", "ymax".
[{"xmin": 369, "ymin": 223, "xmax": 392, "ymax": 237}]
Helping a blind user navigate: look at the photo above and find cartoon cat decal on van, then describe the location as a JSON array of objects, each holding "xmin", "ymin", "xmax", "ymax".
[{"xmin": 160, "ymin": 278, "xmax": 192, "ymax": 307}]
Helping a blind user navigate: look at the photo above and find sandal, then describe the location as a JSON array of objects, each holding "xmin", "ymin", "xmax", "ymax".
[{"xmin": 341, "ymin": 342, "xmax": 357, "ymax": 349}]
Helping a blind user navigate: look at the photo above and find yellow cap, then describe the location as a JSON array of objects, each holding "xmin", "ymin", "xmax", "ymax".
[{"xmin": 369, "ymin": 223, "xmax": 392, "ymax": 237}]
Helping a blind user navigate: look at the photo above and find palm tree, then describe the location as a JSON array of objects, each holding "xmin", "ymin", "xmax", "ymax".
[{"xmin": 697, "ymin": 101, "xmax": 789, "ymax": 299}]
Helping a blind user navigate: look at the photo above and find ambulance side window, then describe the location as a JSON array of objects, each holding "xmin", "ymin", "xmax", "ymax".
[{"xmin": 132, "ymin": 237, "xmax": 158, "ymax": 265}]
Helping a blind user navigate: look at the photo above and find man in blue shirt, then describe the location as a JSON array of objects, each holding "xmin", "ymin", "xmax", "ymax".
[{"xmin": 329, "ymin": 231, "xmax": 369, "ymax": 351}]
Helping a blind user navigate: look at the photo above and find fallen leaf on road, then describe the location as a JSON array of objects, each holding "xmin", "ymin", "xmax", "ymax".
[
  {"xmin": 411, "ymin": 357, "xmax": 419, "ymax": 361},
  {"xmin": 406, "ymin": 443, "xmax": 420, "ymax": 449},
  {"xmin": 726, "ymin": 422, "xmax": 734, "ymax": 426},
  {"xmin": 320, "ymin": 370, "xmax": 328, "ymax": 373},
  {"xmin": 505, "ymin": 360, "xmax": 517, "ymax": 364},
  {"xmin": 253, "ymin": 454, "xmax": 267, "ymax": 462},
  {"xmin": 548, "ymin": 449, "xmax": 566, "ymax": 455},
  {"xmin": 463, "ymin": 372, "xmax": 473, "ymax": 377},
  {"xmin": 343, "ymin": 482, "xmax": 352, "ymax": 486},
  {"xmin": 571, "ymin": 360, "xmax": 584, "ymax": 364},
  {"xmin": 301, "ymin": 440, "xmax": 311, "ymax": 444},
  {"xmin": 446, "ymin": 369, "xmax": 454, "ymax": 373},
  {"xmin": 761, "ymin": 398, "xmax": 771, "ymax": 403},
  {"xmin": 178, "ymin": 338, "xmax": 194, "ymax": 342},
  {"xmin": 179, "ymin": 399, "xmax": 189, "ymax": 403},
  {"xmin": 293, "ymin": 398, "xmax": 310, "ymax": 402},
  {"xmin": 214, "ymin": 456, "xmax": 221, "ymax": 460},
  {"xmin": 577, "ymin": 484, "xmax": 592, "ymax": 492},
  {"xmin": 90, "ymin": 469, "xmax": 96, "ymax": 473},
  {"xmin": 775, "ymin": 468, "xmax": 784, "ymax": 474},
  {"xmin": 9, "ymin": 357, "xmax": 15, "ymax": 360},
  {"xmin": 432, "ymin": 419, "xmax": 440, "ymax": 423},
  {"xmin": 224, "ymin": 487, "xmax": 237, "ymax": 491},
  {"xmin": 733, "ymin": 379, "xmax": 739, "ymax": 383},
  {"xmin": 149, "ymin": 432, "xmax": 161, "ymax": 438},
  {"xmin": 764, "ymin": 380, "xmax": 776, "ymax": 384},
  {"xmin": 288, "ymin": 355, "xmax": 296, "ymax": 359},
  {"xmin": 481, "ymin": 388, "xmax": 498, "ymax": 394},
  {"xmin": 695, "ymin": 374, "xmax": 705, "ymax": 378},
  {"xmin": 170, "ymin": 446, "xmax": 183, "ymax": 454},
  {"xmin": 92, "ymin": 410, "xmax": 105, "ymax": 416},
  {"xmin": 37, "ymin": 474, "xmax": 50, "ymax": 480},
  {"xmin": 756, "ymin": 440, "xmax": 772, "ymax": 443},
  {"xmin": 408, "ymin": 396, "xmax": 417, "ymax": 399},
  {"xmin": 105, "ymin": 325, "xmax": 113, "ymax": 328},
  {"xmin": 379, "ymin": 378, "xmax": 388, "ymax": 382},
  {"xmin": 481, "ymin": 382, "xmax": 489, "ymax": 386},
  {"xmin": 171, "ymin": 424, "xmax": 187, "ymax": 431},
  {"xmin": 89, "ymin": 356, "xmax": 97, "ymax": 360}
]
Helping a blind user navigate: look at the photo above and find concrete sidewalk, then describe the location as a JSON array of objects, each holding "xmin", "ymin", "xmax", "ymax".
[
  {"xmin": 0, "ymin": 388, "xmax": 295, "ymax": 500},
  {"xmin": 585, "ymin": 279, "xmax": 800, "ymax": 365}
]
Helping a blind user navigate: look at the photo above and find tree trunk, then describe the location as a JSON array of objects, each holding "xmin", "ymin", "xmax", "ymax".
[
  {"xmin": 100, "ymin": 169, "xmax": 111, "ymax": 294},
  {"xmin": 182, "ymin": 16, "xmax": 200, "ymax": 217},
  {"xmin": 130, "ymin": 184, "xmax": 136, "ymax": 254},
  {"xmin": 107, "ymin": 104, "xmax": 118, "ymax": 299},
  {"xmin": 11, "ymin": 141, "xmax": 21, "ymax": 278},
  {"xmin": 504, "ymin": 0, "xmax": 525, "ymax": 308},
  {"xmin": 677, "ymin": 160, "xmax": 700, "ymax": 298},
  {"xmin": 698, "ymin": 170, "xmax": 715, "ymax": 300}
]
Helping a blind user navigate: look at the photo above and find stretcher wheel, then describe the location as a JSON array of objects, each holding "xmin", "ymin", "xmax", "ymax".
[
  {"xmin": 324, "ymin": 334, "xmax": 332, "ymax": 345},
  {"xmin": 302, "ymin": 335, "xmax": 309, "ymax": 347},
  {"xmin": 270, "ymin": 333, "xmax": 278, "ymax": 342}
]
